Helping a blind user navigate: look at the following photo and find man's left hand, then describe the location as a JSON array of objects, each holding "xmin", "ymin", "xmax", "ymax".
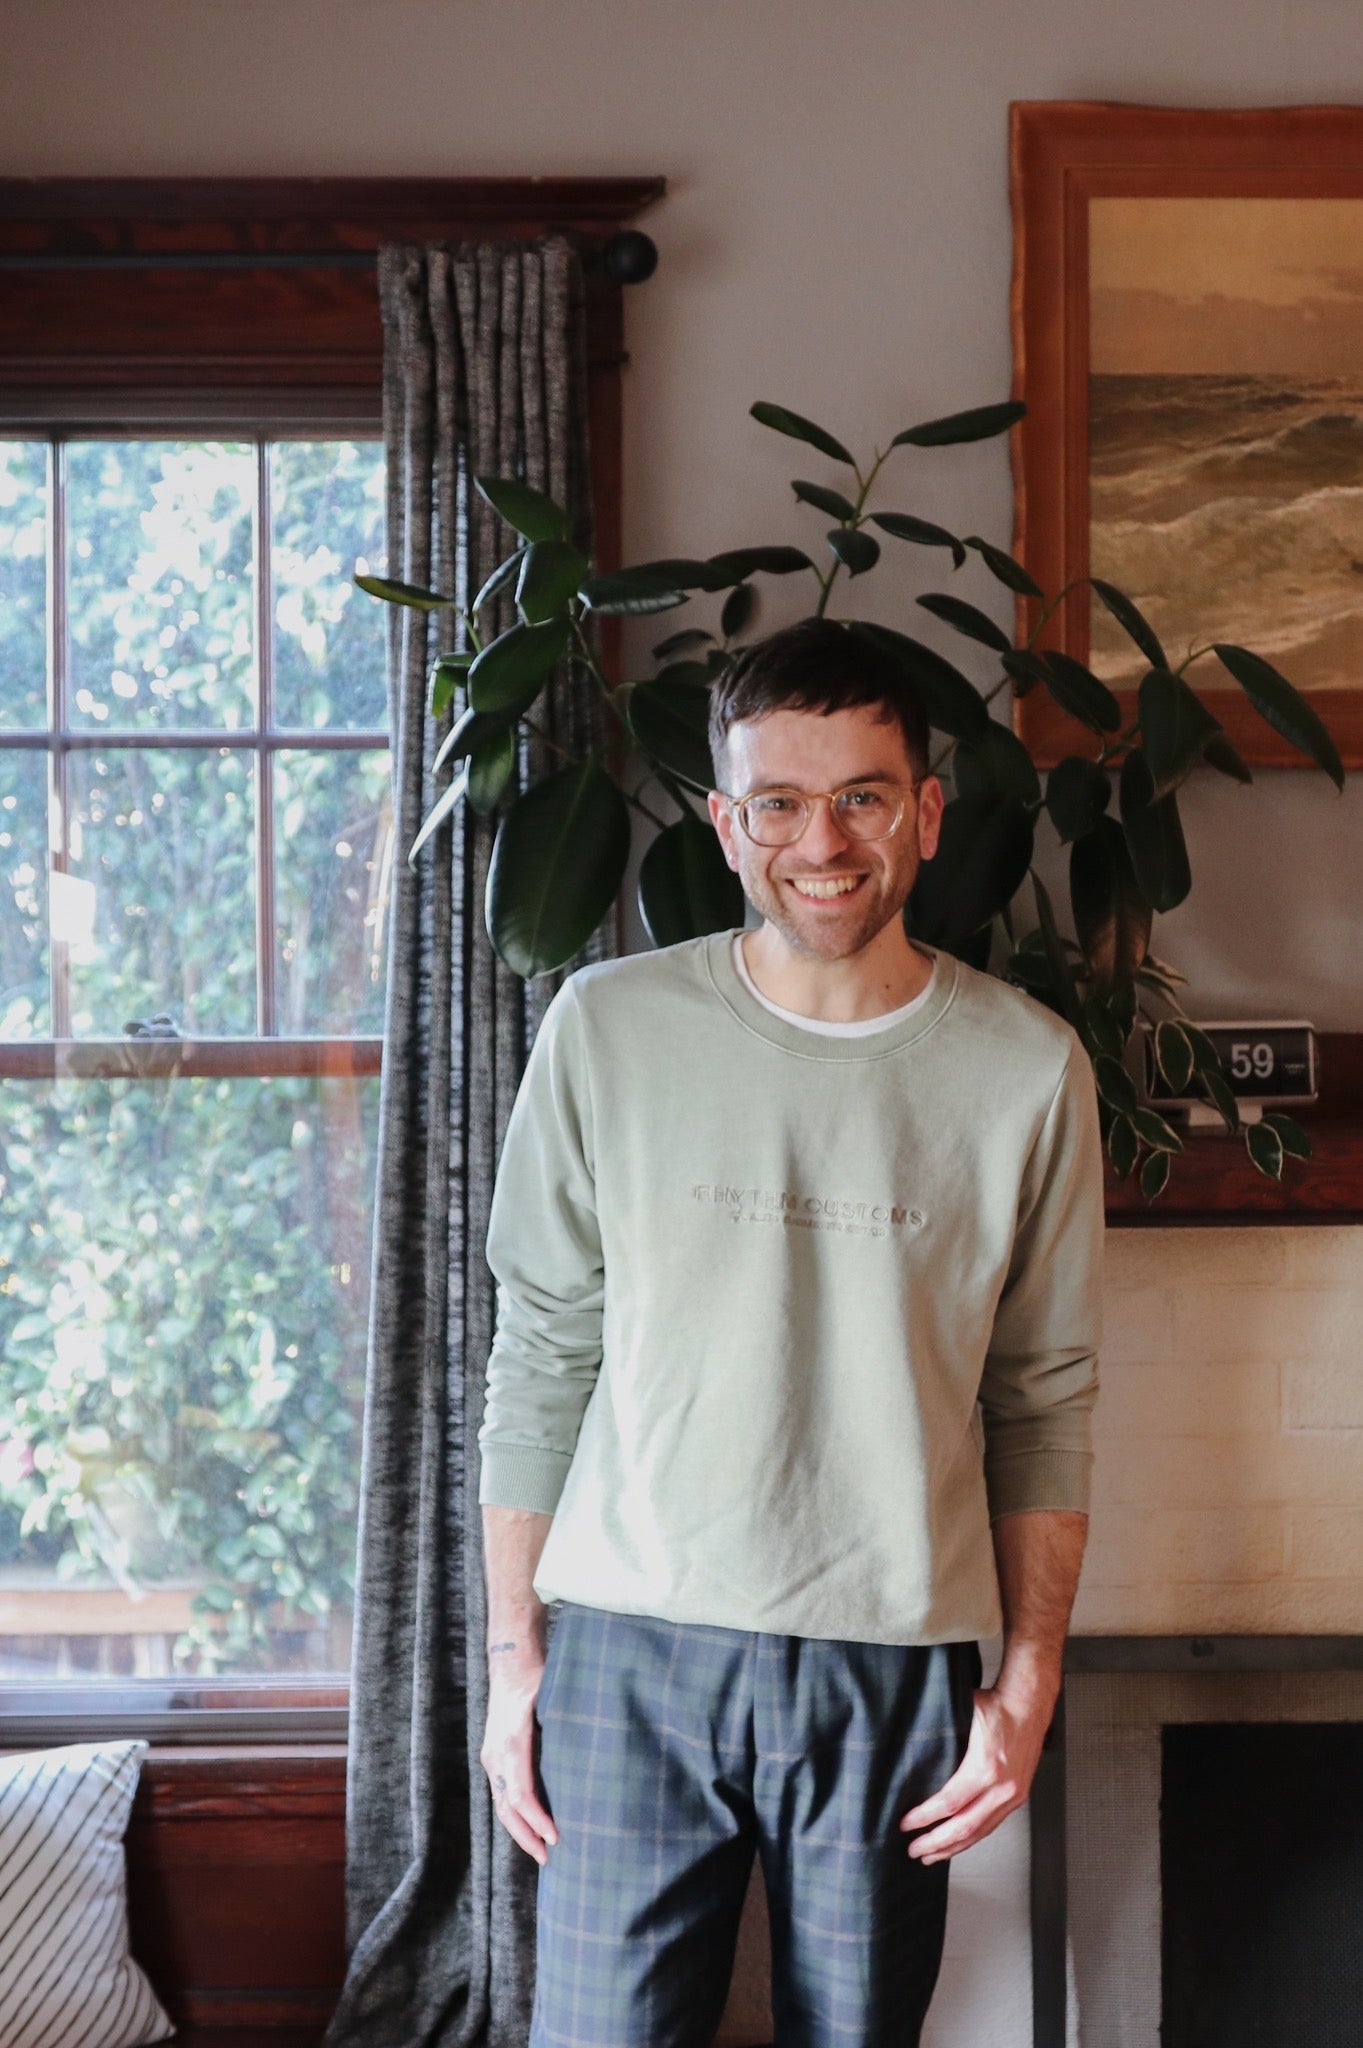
[{"xmin": 898, "ymin": 1680, "xmax": 1053, "ymax": 1864}]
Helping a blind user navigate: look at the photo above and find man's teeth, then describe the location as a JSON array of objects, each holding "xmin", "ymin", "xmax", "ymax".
[{"xmin": 790, "ymin": 876, "xmax": 862, "ymax": 899}]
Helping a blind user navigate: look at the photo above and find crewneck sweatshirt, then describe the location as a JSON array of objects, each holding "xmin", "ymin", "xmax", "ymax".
[{"xmin": 479, "ymin": 932, "xmax": 1104, "ymax": 1646}]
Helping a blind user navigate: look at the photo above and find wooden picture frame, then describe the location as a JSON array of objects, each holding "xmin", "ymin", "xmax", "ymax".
[{"xmin": 1010, "ymin": 102, "xmax": 1363, "ymax": 768}]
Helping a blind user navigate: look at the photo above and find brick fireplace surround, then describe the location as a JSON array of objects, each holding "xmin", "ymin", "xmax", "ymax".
[{"xmin": 715, "ymin": 1223, "xmax": 1363, "ymax": 2047}]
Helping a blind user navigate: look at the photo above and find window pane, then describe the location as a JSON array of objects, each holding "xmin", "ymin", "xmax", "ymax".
[
  {"xmin": 68, "ymin": 748, "xmax": 256, "ymax": 1036},
  {"xmin": 67, "ymin": 441, "xmax": 256, "ymax": 731},
  {"xmin": 0, "ymin": 1072, "xmax": 375, "ymax": 1678},
  {"xmin": 0, "ymin": 441, "xmax": 49, "ymax": 730},
  {"xmin": 275, "ymin": 749, "xmax": 392, "ymax": 1036},
  {"xmin": 271, "ymin": 440, "xmax": 387, "ymax": 731},
  {"xmin": 0, "ymin": 750, "xmax": 49, "ymax": 1037}
]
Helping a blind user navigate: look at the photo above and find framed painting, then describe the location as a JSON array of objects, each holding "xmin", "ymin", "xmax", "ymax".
[{"xmin": 1010, "ymin": 102, "xmax": 1363, "ymax": 768}]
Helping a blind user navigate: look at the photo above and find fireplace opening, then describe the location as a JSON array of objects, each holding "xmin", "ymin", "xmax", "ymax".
[{"xmin": 1161, "ymin": 1722, "xmax": 1363, "ymax": 2047}]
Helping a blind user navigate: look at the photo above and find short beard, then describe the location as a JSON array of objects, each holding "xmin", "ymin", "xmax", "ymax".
[{"xmin": 738, "ymin": 861, "xmax": 909, "ymax": 963}]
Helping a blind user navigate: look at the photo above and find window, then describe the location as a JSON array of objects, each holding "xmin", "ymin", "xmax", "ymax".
[
  {"xmin": 0, "ymin": 430, "xmax": 389, "ymax": 1692},
  {"xmin": 0, "ymin": 175, "xmax": 653, "ymax": 1728}
]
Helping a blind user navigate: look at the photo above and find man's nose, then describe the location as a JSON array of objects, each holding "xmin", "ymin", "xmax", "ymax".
[{"xmin": 797, "ymin": 795, "xmax": 855, "ymax": 862}]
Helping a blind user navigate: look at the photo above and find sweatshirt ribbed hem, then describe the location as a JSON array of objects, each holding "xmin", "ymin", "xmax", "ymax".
[
  {"xmin": 985, "ymin": 1447, "xmax": 1093, "ymax": 1519},
  {"xmin": 478, "ymin": 1443, "xmax": 573, "ymax": 1514}
]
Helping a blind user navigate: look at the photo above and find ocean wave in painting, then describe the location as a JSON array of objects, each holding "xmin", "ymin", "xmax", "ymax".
[{"xmin": 1089, "ymin": 373, "xmax": 1363, "ymax": 691}]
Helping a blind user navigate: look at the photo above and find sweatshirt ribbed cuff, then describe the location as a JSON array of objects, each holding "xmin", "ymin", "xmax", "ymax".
[
  {"xmin": 985, "ymin": 1446, "xmax": 1092, "ymax": 1520},
  {"xmin": 478, "ymin": 1442, "xmax": 573, "ymax": 1515}
]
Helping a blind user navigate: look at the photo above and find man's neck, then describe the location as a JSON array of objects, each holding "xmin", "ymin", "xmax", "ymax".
[{"xmin": 740, "ymin": 922, "xmax": 935, "ymax": 1023}]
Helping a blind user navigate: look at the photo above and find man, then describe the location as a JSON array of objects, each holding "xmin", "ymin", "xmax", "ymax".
[{"xmin": 478, "ymin": 616, "xmax": 1103, "ymax": 2047}]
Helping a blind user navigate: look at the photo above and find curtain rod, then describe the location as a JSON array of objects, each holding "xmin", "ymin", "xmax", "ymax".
[{"xmin": 0, "ymin": 232, "xmax": 658, "ymax": 279}]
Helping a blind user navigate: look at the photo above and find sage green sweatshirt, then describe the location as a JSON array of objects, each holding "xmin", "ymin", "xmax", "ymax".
[{"xmin": 479, "ymin": 933, "xmax": 1103, "ymax": 1646}]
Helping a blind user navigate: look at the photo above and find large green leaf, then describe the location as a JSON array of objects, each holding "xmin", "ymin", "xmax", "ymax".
[
  {"xmin": 1094, "ymin": 1053, "xmax": 1138, "ymax": 1115},
  {"xmin": 632, "ymin": 557, "xmax": 733, "ymax": 591},
  {"xmin": 916, "ymin": 591, "xmax": 1012, "ymax": 654},
  {"xmin": 1154, "ymin": 1018, "xmax": 1195, "ymax": 1096},
  {"xmin": 1245, "ymin": 1120, "xmax": 1285, "ymax": 1181},
  {"xmin": 952, "ymin": 723, "xmax": 1041, "ymax": 807},
  {"xmin": 721, "ymin": 583, "xmax": 756, "ymax": 639},
  {"xmin": 826, "ymin": 528, "xmax": 880, "ymax": 576},
  {"xmin": 355, "ymin": 574, "xmax": 456, "ymax": 611},
  {"xmin": 434, "ymin": 701, "xmax": 519, "ymax": 774},
  {"xmin": 793, "ymin": 479, "xmax": 858, "ymax": 521},
  {"xmin": 870, "ymin": 512, "xmax": 966, "ymax": 567},
  {"xmin": 1212, "ymin": 643, "xmax": 1345, "ymax": 788},
  {"xmin": 1140, "ymin": 1149, "xmax": 1172, "ymax": 1201},
  {"xmin": 706, "ymin": 545, "xmax": 815, "ymax": 582},
  {"xmin": 653, "ymin": 626, "xmax": 715, "ymax": 660},
  {"xmin": 429, "ymin": 651, "xmax": 473, "ymax": 720},
  {"xmin": 628, "ymin": 679, "xmax": 715, "ymax": 792},
  {"xmin": 849, "ymin": 623, "xmax": 989, "ymax": 741},
  {"xmin": 474, "ymin": 474, "xmax": 572, "ymax": 544},
  {"xmin": 408, "ymin": 767, "xmax": 467, "ymax": 866},
  {"xmin": 578, "ymin": 569, "xmax": 689, "ymax": 616},
  {"xmin": 1042, "ymin": 652, "xmax": 1122, "ymax": 734},
  {"xmin": 963, "ymin": 535, "xmax": 1043, "ymax": 600},
  {"xmin": 638, "ymin": 810, "xmax": 745, "ymax": 948},
  {"xmin": 1108, "ymin": 1114, "xmax": 1139, "ymax": 1180},
  {"xmin": 1031, "ymin": 872, "xmax": 1082, "ymax": 1026},
  {"xmin": 486, "ymin": 762, "xmax": 631, "ymax": 977},
  {"xmin": 1091, "ymin": 579, "xmax": 1166, "ymax": 669},
  {"xmin": 1119, "ymin": 749, "xmax": 1191, "ymax": 912},
  {"xmin": 1045, "ymin": 755, "xmax": 1111, "ymax": 843},
  {"xmin": 1262, "ymin": 1110, "xmax": 1311, "ymax": 1160},
  {"xmin": 1069, "ymin": 817, "xmax": 1151, "ymax": 988},
  {"xmin": 749, "ymin": 401, "xmax": 855, "ymax": 466},
  {"xmin": 465, "ymin": 730, "xmax": 517, "ymax": 816},
  {"xmin": 1139, "ymin": 668, "xmax": 1222, "ymax": 800},
  {"xmin": 891, "ymin": 399, "xmax": 1026, "ymax": 448},
  {"xmin": 516, "ymin": 540, "xmax": 590, "ymax": 624},
  {"xmin": 908, "ymin": 792, "xmax": 1033, "ymax": 953},
  {"xmin": 468, "ymin": 617, "xmax": 572, "ymax": 715},
  {"xmin": 1202, "ymin": 730, "xmax": 1254, "ymax": 785},
  {"xmin": 472, "ymin": 550, "xmax": 525, "ymax": 615},
  {"xmin": 1001, "ymin": 648, "xmax": 1051, "ymax": 696}
]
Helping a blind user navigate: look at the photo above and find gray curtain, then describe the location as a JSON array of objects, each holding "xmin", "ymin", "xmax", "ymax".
[{"xmin": 327, "ymin": 238, "xmax": 608, "ymax": 2048}]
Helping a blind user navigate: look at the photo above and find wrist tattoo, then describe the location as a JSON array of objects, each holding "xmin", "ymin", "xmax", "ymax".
[{"xmin": 489, "ymin": 1639, "xmax": 518, "ymax": 1655}]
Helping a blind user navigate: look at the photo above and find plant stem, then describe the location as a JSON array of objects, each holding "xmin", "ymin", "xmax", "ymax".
[
  {"xmin": 520, "ymin": 717, "xmax": 583, "ymax": 768},
  {"xmin": 814, "ymin": 445, "xmax": 892, "ymax": 620}
]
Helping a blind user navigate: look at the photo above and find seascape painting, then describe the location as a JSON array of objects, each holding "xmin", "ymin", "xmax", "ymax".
[{"xmin": 1088, "ymin": 197, "xmax": 1363, "ymax": 697}]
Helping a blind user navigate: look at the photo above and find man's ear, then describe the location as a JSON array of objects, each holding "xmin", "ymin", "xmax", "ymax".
[
  {"xmin": 916, "ymin": 775, "xmax": 945, "ymax": 862},
  {"xmin": 707, "ymin": 789, "xmax": 741, "ymax": 873}
]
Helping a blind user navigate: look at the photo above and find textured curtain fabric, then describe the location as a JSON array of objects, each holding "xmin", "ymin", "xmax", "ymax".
[{"xmin": 327, "ymin": 238, "xmax": 608, "ymax": 2048}]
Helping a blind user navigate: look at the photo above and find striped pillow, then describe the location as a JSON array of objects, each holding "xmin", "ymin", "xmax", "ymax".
[{"xmin": 0, "ymin": 1739, "xmax": 173, "ymax": 2048}]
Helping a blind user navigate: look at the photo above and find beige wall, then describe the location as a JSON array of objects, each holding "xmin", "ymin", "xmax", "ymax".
[{"xmin": 3, "ymin": 0, "xmax": 1363, "ymax": 1020}]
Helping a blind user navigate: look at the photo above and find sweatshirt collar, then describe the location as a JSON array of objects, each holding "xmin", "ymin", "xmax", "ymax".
[{"xmin": 703, "ymin": 929, "xmax": 958, "ymax": 1061}]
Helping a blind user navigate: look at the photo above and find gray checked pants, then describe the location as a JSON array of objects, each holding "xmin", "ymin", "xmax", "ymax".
[{"xmin": 530, "ymin": 1602, "xmax": 980, "ymax": 2048}]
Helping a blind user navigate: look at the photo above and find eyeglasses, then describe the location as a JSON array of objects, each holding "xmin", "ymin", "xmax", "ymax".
[{"xmin": 723, "ymin": 780, "xmax": 918, "ymax": 848}]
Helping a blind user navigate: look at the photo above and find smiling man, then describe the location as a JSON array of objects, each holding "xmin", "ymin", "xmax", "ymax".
[{"xmin": 478, "ymin": 616, "xmax": 1104, "ymax": 2048}]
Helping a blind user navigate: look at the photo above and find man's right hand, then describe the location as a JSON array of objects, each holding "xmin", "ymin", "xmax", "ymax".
[{"xmin": 481, "ymin": 1647, "xmax": 560, "ymax": 1866}]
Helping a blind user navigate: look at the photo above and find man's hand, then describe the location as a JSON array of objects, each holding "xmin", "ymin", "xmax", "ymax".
[
  {"xmin": 480, "ymin": 1641, "xmax": 559, "ymax": 1866},
  {"xmin": 481, "ymin": 1505, "xmax": 558, "ymax": 1865},
  {"xmin": 899, "ymin": 1673, "xmax": 1052, "ymax": 1864},
  {"xmin": 900, "ymin": 1506, "xmax": 1087, "ymax": 1864}
]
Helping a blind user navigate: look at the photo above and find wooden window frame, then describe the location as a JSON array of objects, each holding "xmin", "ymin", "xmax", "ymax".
[{"xmin": 0, "ymin": 175, "xmax": 663, "ymax": 1728}]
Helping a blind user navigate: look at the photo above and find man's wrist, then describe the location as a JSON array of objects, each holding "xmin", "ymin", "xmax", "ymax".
[{"xmin": 993, "ymin": 1640, "xmax": 1064, "ymax": 1717}]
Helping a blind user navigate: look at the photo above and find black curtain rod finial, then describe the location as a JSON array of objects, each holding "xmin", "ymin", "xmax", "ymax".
[{"xmin": 599, "ymin": 229, "xmax": 658, "ymax": 285}]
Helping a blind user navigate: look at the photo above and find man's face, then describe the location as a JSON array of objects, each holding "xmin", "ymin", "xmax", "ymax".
[{"xmin": 706, "ymin": 703, "xmax": 943, "ymax": 962}]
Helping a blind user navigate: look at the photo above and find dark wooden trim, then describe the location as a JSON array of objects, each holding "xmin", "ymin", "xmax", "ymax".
[
  {"xmin": 123, "ymin": 1747, "xmax": 347, "ymax": 2036},
  {"xmin": 0, "ymin": 176, "xmax": 666, "ymax": 240},
  {"xmin": 1009, "ymin": 101, "xmax": 1363, "ymax": 769},
  {"xmin": 0, "ymin": 1037, "xmax": 382, "ymax": 1079},
  {"xmin": 1029, "ymin": 1693, "xmax": 1068, "ymax": 2048}
]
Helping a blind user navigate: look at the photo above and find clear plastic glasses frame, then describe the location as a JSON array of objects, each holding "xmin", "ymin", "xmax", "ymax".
[{"xmin": 724, "ymin": 779, "xmax": 920, "ymax": 848}]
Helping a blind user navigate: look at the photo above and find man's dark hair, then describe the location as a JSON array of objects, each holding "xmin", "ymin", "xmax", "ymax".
[{"xmin": 708, "ymin": 617, "xmax": 930, "ymax": 786}]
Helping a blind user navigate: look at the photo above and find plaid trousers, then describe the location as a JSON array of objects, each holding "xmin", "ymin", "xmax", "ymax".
[{"xmin": 531, "ymin": 1603, "xmax": 980, "ymax": 2048}]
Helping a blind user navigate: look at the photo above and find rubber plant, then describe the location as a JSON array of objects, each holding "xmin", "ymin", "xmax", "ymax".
[{"xmin": 357, "ymin": 399, "xmax": 1343, "ymax": 1198}]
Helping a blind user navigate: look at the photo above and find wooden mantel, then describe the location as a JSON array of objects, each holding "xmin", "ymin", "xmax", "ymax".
[{"xmin": 1106, "ymin": 1031, "xmax": 1363, "ymax": 1225}]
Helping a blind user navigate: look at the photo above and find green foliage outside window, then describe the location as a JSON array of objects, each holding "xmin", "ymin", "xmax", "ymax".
[{"xmin": 0, "ymin": 436, "xmax": 387, "ymax": 1675}]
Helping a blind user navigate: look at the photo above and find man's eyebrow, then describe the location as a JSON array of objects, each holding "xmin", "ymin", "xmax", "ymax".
[{"xmin": 741, "ymin": 772, "xmax": 901, "ymax": 793}]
